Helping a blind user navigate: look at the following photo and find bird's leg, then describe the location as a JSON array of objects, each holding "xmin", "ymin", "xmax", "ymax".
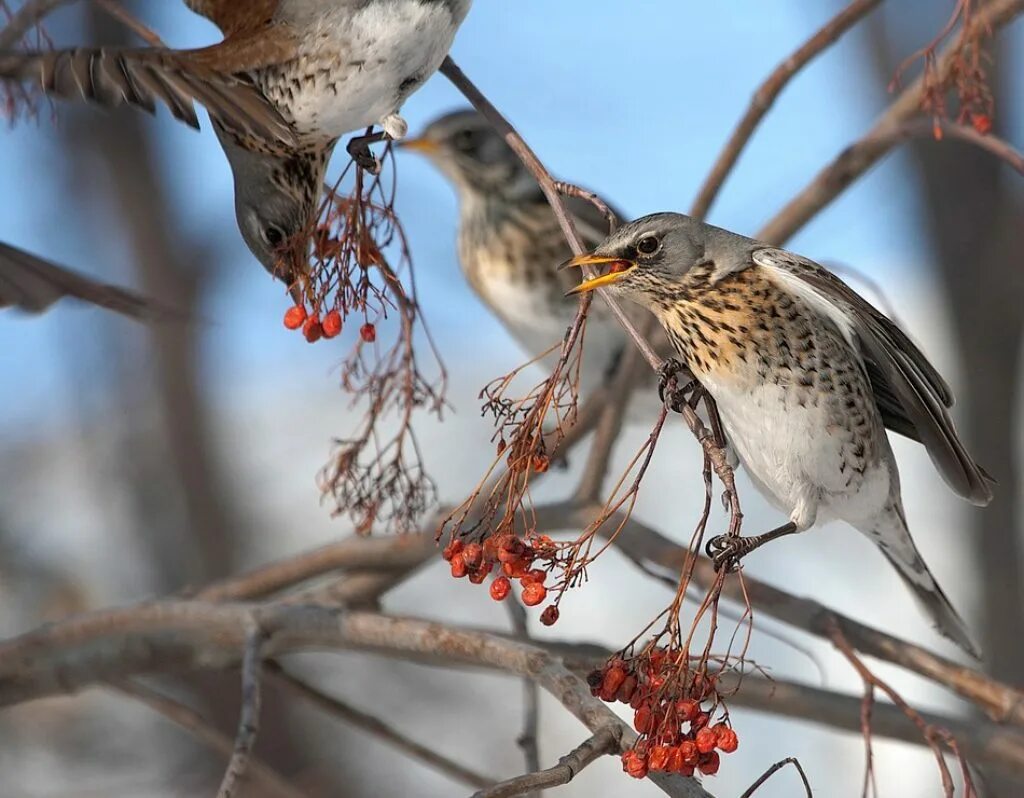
[
  {"xmin": 346, "ymin": 129, "xmax": 387, "ymax": 174},
  {"xmin": 706, "ymin": 522, "xmax": 799, "ymax": 572},
  {"xmin": 657, "ymin": 358, "xmax": 699, "ymax": 413}
]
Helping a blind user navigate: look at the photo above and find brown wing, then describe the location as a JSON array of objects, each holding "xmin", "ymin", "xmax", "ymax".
[
  {"xmin": 183, "ymin": 1, "xmax": 279, "ymax": 36},
  {"xmin": 0, "ymin": 44, "xmax": 294, "ymax": 145},
  {"xmin": 0, "ymin": 242, "xmax": 175, "ymax": 321},
  {"xmin": 754, "ymin": 247, "xmax": 994, "ymax": 506}
]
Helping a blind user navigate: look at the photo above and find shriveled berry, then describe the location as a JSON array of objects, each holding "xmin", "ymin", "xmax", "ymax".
[
  {"xmin": 586, "ymin": 668, "xmax": 604, "ymax": 695},
  {"xmin": 489, "ymin": 576, "xmax": 511, "ymax": 601},
  {"xmin": 602, "ymin": 666, "xmax": 627, "ymax": 697},
  {"xmin": 531, "ymin": 453, "xmax": 550, "ymax": 473},
  {"xmin": 665, "ymin": 745, "xmax": 684, "ymax": 773},
  {"xmin": 303, "ymin": 315, "xmax": 322, "ymax": 343},
  {"xmin": 450, "ymin": 558, "xmax": 468, "ymax": 578},
  {"xmin": 698, "ymin": 750, "xmax": 720, "ymax": 776},
  {"xmin": 503, "ymin": 559, "xmax": 529, "ymax": 579},
  {"xmin": 461, "ymin": 542, "xmax": 483, "ymax": 569},
  {"xmin": 648, "ymin": 745, "xmax": 670, "ymax": 772},
  {"xmin": 442, "ymin": 539, "xmax": 464, "ymax": 562},
  {"xmin": 539, "ymin": 605, "xmax": 559, "ymax": 626},
  {"xmin": 496, "ymin": 537, "xmax": 522, "ymax": 563},
  {"xmin": 521, "ymin": 568, "xmax": 547, "ymax": 586},
  {"xmin": 616, "ymin": 673, "xmax": 638, "ymax": 703},
  {"xmin": 360, "ymin": 322, "xmax": 376, "ymax": 343},
  {"xmin": 622, "ymin": 751, "xmax": 648, "ymax": 779},
  {"xmin": 713, "ymin": 725, "xmax": 738, "ymax": 753},
  {"xmin": 679, "ymin": 740, "xmax": 699, "ymax": 766},
  {"xmin": 675, "ymin": 698, "xmax": 699, "ymax": 722},
  {"xmin": 283, "ymin": 305, "xmax": 307, "ymax": 330},
  {"xmin": 695, "ymin": 727, "xmax": 717, "ymax": 754},
  {"xmin": 693, "ymin": 711, "xmax": 710, "ymax": 730},
  {"xmin": 521, "ymin": 582, "xmax": 547, "ymax": 606},
  {"xmin": 633, "ymin": 706, "xmax": 653, "ymax": 734}
]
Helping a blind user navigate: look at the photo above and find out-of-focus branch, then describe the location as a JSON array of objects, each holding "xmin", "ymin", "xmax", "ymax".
[
  {"xmin": 883, "ymin": 118, "xmax": 1024, "ymax": 176},
  {"xmin": 111, "ymin": 680, "xmax": 307, "ymax": 798},
  {"xmin": 264, "ymin": 662, "xmax": 494, "ymax": 790},
  {"xmin": 757, "ymin": 0, "xmax": 1024, "ymax": 245},
  {"xmin": 472, "ymin": 726, "xmax": 621, "ymax": 798},
  {"xmin": 0, "ymin": 0, "xmax": 74, "ymax": 48},
  {"xmin": 216, "ymin": 629, "xmax": 264, "ymax": 798},
  {"xmin": 690, "ymin": 0, "xmax": 886, "ymax": 220},
  {"xmin": 530, "ymin": 501, "xmax": 1024, "ymax": 727}
]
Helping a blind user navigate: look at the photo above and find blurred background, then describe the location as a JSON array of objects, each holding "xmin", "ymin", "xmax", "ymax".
[{"xmin": 0, "ymin": 1, "xmax": 1021, "ymax": 796}]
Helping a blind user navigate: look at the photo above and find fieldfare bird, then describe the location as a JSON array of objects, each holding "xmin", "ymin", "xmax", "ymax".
[
  {"xmin": 0, "ymin": 240, "xmax": 168, "ymax": 320},
  {"xmin": 0, "ymin": 0, "xmax": 473, "ymax": 285},
  {"xmin": 565, "ymin": 212, "xmax": 993, "ymax": 656},
  {"xmin": 403, "ymin": 109, "xmax": 672, "ymax": 416}
]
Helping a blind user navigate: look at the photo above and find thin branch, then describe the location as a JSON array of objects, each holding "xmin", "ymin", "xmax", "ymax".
[
  {"xmin": 264, "ymin": 661, "xmax": 493, "ymax": 790},
  {"xmin": 216, "ymin": 629, "xmax": 265, "ymax": 798},
  {"xmin": 757, "ymin": 0, "xmax": 1024, "ymax": 244},
  {"xmin": 739, "ymin": 757, "xmax": 813, "ymax": 798},
  {"xmin": 0, "ymin": 0, "xmax": 74, "ymax": 48},
  {"xmin": 472, "ymin": 726, "xmax": 621, "ymax": 798},
  {"xmin": 111, "ymin": 680, "xmax": 306, "ymax": 798},
  {"xmin": 887, "ymin": 117, "xmax": 1024, "ymax": 176},
  {"xmin": 690, "ymin": 0, "xmax": 885, "ymax": 219},
  {"xmin": 504, "ymin": 597, "xmax": 541, "ymax": 796},
  {"xmin": 93, "ymin": 0, "xmax": 165, "ymax": 46}
]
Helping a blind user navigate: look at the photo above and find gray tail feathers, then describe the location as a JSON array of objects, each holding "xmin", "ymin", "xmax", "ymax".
[{"xmin": 862, "ymin": 508, "xmax": 980, "ymax": 659}]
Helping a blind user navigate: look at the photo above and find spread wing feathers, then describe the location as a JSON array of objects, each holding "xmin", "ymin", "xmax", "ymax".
[
  {"xmin": 0, "ymin": 47, "xmax": 293, "ymax": 145},
  {"xmin": 753, "ymin": 247, "xmax": 994, "ymax": 506},
  {"xmin": 0, "ymin": 242, "xmax": 174, "ymax": 321}
]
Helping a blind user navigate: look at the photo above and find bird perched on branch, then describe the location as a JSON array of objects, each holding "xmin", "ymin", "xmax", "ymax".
[
  {"xmin": 0, "ymin": 241, "xmax": 170, "ymax": 320},
  {"xmin": 564, "ymin": 212, "xmax": 994, "ymax": 656},
  {"xmin": 0, "ymin": 0, "xmax": 473, "ymax": 287},
  {"xmin": 403, "ymin": 109, "xmax": 671, "ymax": 417}
]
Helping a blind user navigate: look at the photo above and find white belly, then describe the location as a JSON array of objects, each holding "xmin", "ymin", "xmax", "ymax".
[
  {"xmin": 701, "ymin": 372, "xmax": 891, "ymax": 529},
  {"xmin": 285, "ymin": 1, "xmax": 460, "ymax": 137}
]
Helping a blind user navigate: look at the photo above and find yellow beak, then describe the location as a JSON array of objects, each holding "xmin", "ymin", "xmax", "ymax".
[
  {"xmin": 398, "ymin": 137, "xmax": 440, "ymax": 154},
  {"xmin": 560, "ymin": 253, "xmax": 636, "ymax": 296}
]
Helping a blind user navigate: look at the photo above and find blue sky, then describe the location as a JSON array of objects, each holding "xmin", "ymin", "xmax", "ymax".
[{"xmin": 0, "ymin": 1, "xmax": 1020, "ymax": 439}]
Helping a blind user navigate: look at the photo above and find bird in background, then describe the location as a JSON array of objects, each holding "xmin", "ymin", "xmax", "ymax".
[
  {"xmin": 0, "ymin": 240, "xmax": 171, "ymax": 320},
  {"xmin": 565, "ymin": 212, "xmax": 994, "ymax": 657},
  {"xmin": 0, "ymin": 0, "xmax": 473, "ymax": 288},
  {"xmin": 402, "ymin": 109, "xmax": 673, "ymax": 418}
]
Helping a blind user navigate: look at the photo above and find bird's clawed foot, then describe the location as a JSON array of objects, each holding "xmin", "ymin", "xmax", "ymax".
[
  {"xmin": 706, "ymin": 522, "xmax": 799, "ymax": 572},
  {"xmin": 657, "ymin": 358, "xmax": 697, "ymax": 413},
  {"xmin": 346, "ymin": 130, "xmax": 387, "ymax": 174}
]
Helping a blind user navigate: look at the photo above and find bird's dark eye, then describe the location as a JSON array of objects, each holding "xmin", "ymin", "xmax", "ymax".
[
  {"xmin": 265, "ymin": 225, "xmax": 286, "ymax": 248},
  {"xmin": 636, "ymin": 235, "xmax": 660, "ymax": 255},
  {"xmin": 452, "ymin": 129, "xmax": 477, "ymax": 153}
]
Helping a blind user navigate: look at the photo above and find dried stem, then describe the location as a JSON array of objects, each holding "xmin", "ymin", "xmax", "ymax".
[
  {"xmin": 690, "ymin": 0, "xmax": 886, "ymax": 219},
  {"xmin": 216, "ymin": 629, "xmax": 265, "ymax": 798},
  {"xmin": 738, "ymin": 757, "xmax": 813, "ymax": 798}
]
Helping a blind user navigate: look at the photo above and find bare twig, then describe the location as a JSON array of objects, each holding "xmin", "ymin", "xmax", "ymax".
[
  {"xmin": 0, "ymin": 0, "xmax": 74, "ymax": 48},
  {"xmin": 739, "ymin": 757, "xmax": 813, "ymax": 798},
  {"xmin": 691, "ymin": 0, "xmax": 885, "ymax": 219},
  {"xmin": 472, "ymin": 726, "xmax": 621, "ymax": 798},
  {"xmin": 264, "ymin": 661, "xmax": 493, "ymax": 790},
  {"xmin": 504, "ymin": 597, "xmax": 541, "ymax": 796},
  {"xmin": 886, "ymin": 117, "xmax": 1024, "ymax": 176},
  {"xmin": 93, "ymin": 0, "xmax": 165, "ymax": 46},
  {"xmin": 112, "ymin": 680, "xmax": 306, "ymax": 798},
  {"xmin": 758, "ymin": 0, "xmax": 1024, "ymax": 244},
  {"xmin": 216, "ymin": 628, "xmax": 265, "ymax": 798}
]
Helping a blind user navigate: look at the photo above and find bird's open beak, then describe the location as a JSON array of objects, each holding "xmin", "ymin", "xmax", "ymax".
[
  {"xmin": 398, "ymin": 137, "xmax": 439, "ymax": 154},
  {"xmin": 560, "ymin": 253, "xmax": 636, "ymax": 295}
]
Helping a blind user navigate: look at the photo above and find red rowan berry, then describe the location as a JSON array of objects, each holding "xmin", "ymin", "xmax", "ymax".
[
  {"xmin": 442, "ymin": 539, "xmax": 463, "ymax": 562},
  {"xmin": 602, "ymin": 666, "xmax": 626, "ymax": 697},
  {"xmin": 461, "ymin": 542, "xmax": 483, "ymax": 569},
  {"xmin": 714, "ymin": 725, "xmax": 738, "ymax": 753},
  {"xmin": 521, "ymin": 582, "xmax": 546, "ymax": 606},
  {"xmin": 360, "ymin": 322, "xmax": 376, "ymax": 342},
  {"xmin": 698, "ymin": 750, "xmax": 720, "ymax": 776},
  {"xmin": 616, "ymin": 673, "xmax": 638, "ymax": 703},
  {"xmin": 972, "ymin": 113, "xmax": 992, "ymax": 135},
  {"xmin": 496, "ymin": 537, "xmax": 521, "ymax": 563},
  {"xmin": 695, "ymin": 727, "xmax": 717, "ymax": 754},
  {"xmin": 622, "ymin": 751, "xmax": 648, "ymax": 779},
  {"xmin": 539, "ymin": 605, "xmax": 559, "ymax": 626},
  {"xmin": 489, "ymin": 576, "xmax": 511, "ymax": 601},
  {"xmin": 675, "ymin": 698, "xmax": 699, "ymax": 722},
  {"xmin": 321, "ymin": 310, "xmax": 342, "ymax": 338},
  {"xmin": 303, "ymin": 315, "xmax": 322, "ymax": 343},
  {"xmin": 520, "ymin": 568, "xmax": 546, "ymax": 586},
  {"xmin": 679, "ymin": 740, "xmax": 699, "ymax": 766},
  {"xmin": 665, "ymin": 745, "xmax": 684, "ymax": 773},
  {"xmin": 693, "ymin": 711, "xmax": 710, "ymax": 730},
  {"xmin": 634, "ymin": 706, "xmax": 653, "ymax": 734},
  {"xmin": 283, "ymin": 305, "xmax": 307, "ymax": 330},
  {"xmin": 450, "ymin": 558, "xmax": 468, "ymax": 578},
  {"xmin": 648, "ymin": 745, "xmax": 670, "ymax": 772},
  {"xmin": 531, "ymin": 453, "xmax": 550, "ymax": 473}
]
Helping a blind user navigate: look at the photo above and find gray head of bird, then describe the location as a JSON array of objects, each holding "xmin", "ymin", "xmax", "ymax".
[
  {"xmin": 215, "ymin": 127, "xmax": 328, "ymax": 290},
  {"xmin": 401, "ymin": 109, "xmax": 536, "ymax": 199},
  {"xmin": 561, "ymin": 212, "xmax": 724, "ymax": 304}
]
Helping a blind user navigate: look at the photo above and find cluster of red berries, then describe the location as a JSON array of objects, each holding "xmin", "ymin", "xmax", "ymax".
[
  {"xmin": 587, "ymin": 652, "xmax": 738, "ymax": 779},
  {"xmin": 442, "ymin": 535, "xmax": 559, "ymax": 626},
  {"xmin": 282, "ymin": 304, "xmax": 376, "ymax": 345}
]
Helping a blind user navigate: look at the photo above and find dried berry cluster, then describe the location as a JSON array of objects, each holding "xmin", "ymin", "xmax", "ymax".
[
  {"xmin": 587, "ymin": 651, "xmax": 738, "ymax": 779},
  {"xmin": 442, "ymin": 536, "xmax": 561, "ymax": 626}
]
